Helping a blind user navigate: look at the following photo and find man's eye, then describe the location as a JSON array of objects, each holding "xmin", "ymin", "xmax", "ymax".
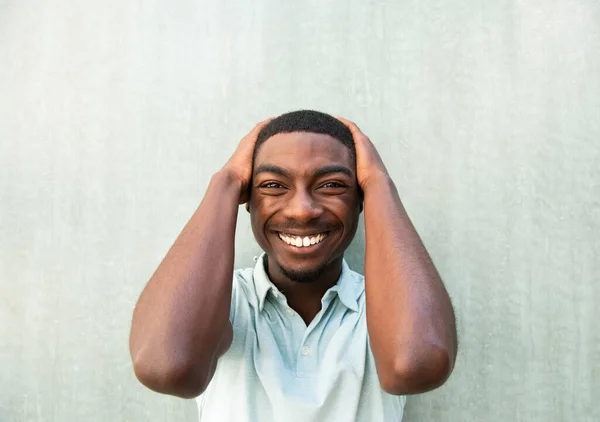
[
  {"xmin": 261, "ymin": 182, "xmax": 284, "ymax": 189},
  {"xmin": 321, "ymin": 182, "xmax": 346, "ymax": 189}
]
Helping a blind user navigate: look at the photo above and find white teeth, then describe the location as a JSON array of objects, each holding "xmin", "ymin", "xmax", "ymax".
[{"xmin": 278, "ymin": 232, "xmax": 328, "ymax": 248}]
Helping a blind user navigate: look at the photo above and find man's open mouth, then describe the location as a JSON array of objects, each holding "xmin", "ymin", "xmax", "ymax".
[{"xmin": 277, "ymin": 232, "xmax": 329, "ymax": 248}]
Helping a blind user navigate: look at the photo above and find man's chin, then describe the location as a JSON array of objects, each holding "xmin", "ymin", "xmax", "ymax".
[{"xmin": 277, "ymin": 262, "xmax": 326, "ymax": 284}]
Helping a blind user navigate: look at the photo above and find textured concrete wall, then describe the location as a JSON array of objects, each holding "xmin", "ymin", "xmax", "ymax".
[{"xmin": 1, "ymin": 1, "xmax": 599, "ymax": 421}]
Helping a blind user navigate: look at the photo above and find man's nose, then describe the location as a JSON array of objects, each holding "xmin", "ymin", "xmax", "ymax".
[{"xmin": 284, "ymin": 189, "xmax": 323, "ymax": 222}]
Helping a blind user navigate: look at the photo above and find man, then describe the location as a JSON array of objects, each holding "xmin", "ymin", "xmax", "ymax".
[{"xmin": 129, "ymin": 110, "xmax": 457, "ymax": 421}]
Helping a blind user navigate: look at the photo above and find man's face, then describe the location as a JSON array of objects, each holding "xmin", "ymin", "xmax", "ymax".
[{"xmin": 249, "ymin": 132, "xmax": 362, "ymax": 282}]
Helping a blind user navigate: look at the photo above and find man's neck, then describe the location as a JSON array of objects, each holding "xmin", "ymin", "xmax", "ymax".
[{"xmin": 264, "ymin": 255, "xmax": 343, "ymax": 325}]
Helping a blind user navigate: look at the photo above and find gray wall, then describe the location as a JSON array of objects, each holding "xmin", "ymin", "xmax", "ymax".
[{"xmin": 1, "ymin": 1, "xmax": 599, "ymax": 421}]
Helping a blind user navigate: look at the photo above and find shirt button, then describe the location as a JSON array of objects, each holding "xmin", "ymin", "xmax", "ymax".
[
  {"xmin": 301, "ymin": 346, "xmax": 311, "ymax": 356},
  {"xmin": 272, "ymin": 291, "xmax": 279, "ymax": 299}
]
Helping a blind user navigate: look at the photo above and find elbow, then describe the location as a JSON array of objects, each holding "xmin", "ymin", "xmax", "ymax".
[
  {"xmin": 129, "ymin": 324, "xmax": 231, "ymax": 398},
  {"xmin": 379, "ymin": 344, "xmax": 454, "ymax": 395},
  {"xmin": 131, "ymin": 351, "xmax": 210, "ymax": 399}
]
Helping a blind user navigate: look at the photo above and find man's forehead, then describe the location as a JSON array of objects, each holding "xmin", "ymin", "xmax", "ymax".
[{"xmin": 254, "ymin": 132, "xmax": 351, "ymax": 164}]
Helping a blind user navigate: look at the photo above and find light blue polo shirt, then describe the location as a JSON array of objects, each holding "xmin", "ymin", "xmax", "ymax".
[{"xmin": 195, "ymin": 254, "xmax": 405, "ymax": 421}]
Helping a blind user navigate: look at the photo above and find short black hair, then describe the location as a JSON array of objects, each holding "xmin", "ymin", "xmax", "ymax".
[{"xmin": 253, "ymin": 110, "xmax": 356, "ymax": 164}]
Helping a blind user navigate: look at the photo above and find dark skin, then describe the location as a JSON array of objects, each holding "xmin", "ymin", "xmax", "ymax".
[
  {"xmin": 247, "ymin": 132, "xmax": 361, "ymax": 324},
  {"xmin": 129, "ymin": 118, "xmax": 457, "ymax": 399}
]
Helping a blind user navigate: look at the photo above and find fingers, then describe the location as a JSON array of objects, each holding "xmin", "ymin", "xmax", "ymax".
[
  {"xmin": 335, "ymin": 116, "xmax": 358, "ymax": 130},
  {"xmin": 245, "ymin": 117, "xmax": 275, "ymax": 140},
  {"xmin": 335, "ymin": 116, "xmax": 368, "ymax": 141}
]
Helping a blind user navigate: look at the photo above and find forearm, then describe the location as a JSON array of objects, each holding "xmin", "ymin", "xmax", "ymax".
[
  {"xmin": 129, "ymin": 169, "xmax": 240, "ymax": 396},
  {"xmin": 364, "ymin": 174, "xmax": 457, "ymax": 394}
]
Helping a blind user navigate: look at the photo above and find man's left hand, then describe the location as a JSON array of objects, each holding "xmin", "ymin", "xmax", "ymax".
[{"xmin": 336, "ymin": 117, "xmax": 390, "ymax": 191}]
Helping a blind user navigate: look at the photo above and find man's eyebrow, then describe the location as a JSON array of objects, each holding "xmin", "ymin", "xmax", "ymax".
[
  {"xmin": 253, "ymin": 164, "xmax": 354, "ymax": 179},
  {"xmin": 253, "ymin": 164, "xmax": 291, "ymax": 178},
  {"xmin": 313, "ymin": 165, "xmax": 353, "ymax": 179}
]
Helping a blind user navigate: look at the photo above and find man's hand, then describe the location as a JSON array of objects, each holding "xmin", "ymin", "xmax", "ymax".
[
  {"xmin": 336, "ymin": 117, "xmax": 457, "ymax": 395},
  {"xmin": 131, "ymin": 119, "xmax": 277, "ymax": 398},
  {"xmin": 336, "ymin": 117, "xmax": 390, "ymax": 191},
  {"xmin": 222, "ymin": 118, "xmax": 273, "ymax": 204}
]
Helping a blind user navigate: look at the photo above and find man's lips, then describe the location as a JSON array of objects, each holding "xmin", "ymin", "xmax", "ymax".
[
  {"xmin": 275, "ymin": 231, "xmax": 331, "ymax": 249},
  {"xmin": 277, "ymin": 230, "xmax": 330, "ymax": 237}
]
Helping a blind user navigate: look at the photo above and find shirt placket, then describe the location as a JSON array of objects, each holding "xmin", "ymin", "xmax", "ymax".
[{"xmin": 294, "ymin": 290, "xmax": 337, "ymax": 378}]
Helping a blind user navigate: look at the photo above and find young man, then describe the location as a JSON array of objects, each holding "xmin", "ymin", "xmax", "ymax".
[{"xmin": 129, "ymin": 111, "xmax": 457, "ymax": 421}]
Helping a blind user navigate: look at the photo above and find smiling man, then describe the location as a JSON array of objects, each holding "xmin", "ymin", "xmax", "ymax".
[{"xmin": 129, "ymin": 110, "xmax": 457, "ymax": 421}]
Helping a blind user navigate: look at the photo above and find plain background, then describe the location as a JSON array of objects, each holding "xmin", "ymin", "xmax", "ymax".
[{"xmin": 1, "ymin": 1, "xmax": 599, "ymax": 421}]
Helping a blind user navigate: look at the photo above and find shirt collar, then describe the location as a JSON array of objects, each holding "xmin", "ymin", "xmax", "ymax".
[{"xmin": 253, "ymin": 253, "xmax": 361, "ymax": 313}]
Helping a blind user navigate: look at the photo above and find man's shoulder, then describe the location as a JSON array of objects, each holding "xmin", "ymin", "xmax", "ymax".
[
  {"xmin": 347, "ymin": 266, "xmax": 364, "ymax": 281},
  {"xmin": 233, "ymin": 265, "xmax": 255, "ymax": 281},
  {"xmin": 226, "ymin": 266, "xmax": 261, "ymax": 324},
  {"xmin": 232, "ymin": 266, "xmax": 256, "ymax": 296},
  {"xmin": 342, "ymin": 265, "xmax": 366, "ymax": 310}
]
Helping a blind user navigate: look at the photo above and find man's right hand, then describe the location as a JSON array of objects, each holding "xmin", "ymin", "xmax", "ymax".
[
  {"xmin": 131, "ymin": 118, "xmax": 274, "ymax": 398},
  {"xmin": 222, "ymin": 118, "xmax": 273, "ymax": 204}
]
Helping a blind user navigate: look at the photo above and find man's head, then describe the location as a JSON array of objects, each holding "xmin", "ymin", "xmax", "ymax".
[
  {"xmin": 253, "ymin": 110, "xmax": 356, "ymax": 167},
  {"xmin": 248, "ymin": 110, "xmax": 362, "ymax": 284}
]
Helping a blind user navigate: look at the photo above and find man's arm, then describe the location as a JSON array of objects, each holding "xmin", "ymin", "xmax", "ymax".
[
  {"xmin": 338, "ymin": 118, "xmax": 458, "ymax": 395},
  {"xmin": 128, "ymin": 120, "xmax": 270, "ymax": 398}
]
